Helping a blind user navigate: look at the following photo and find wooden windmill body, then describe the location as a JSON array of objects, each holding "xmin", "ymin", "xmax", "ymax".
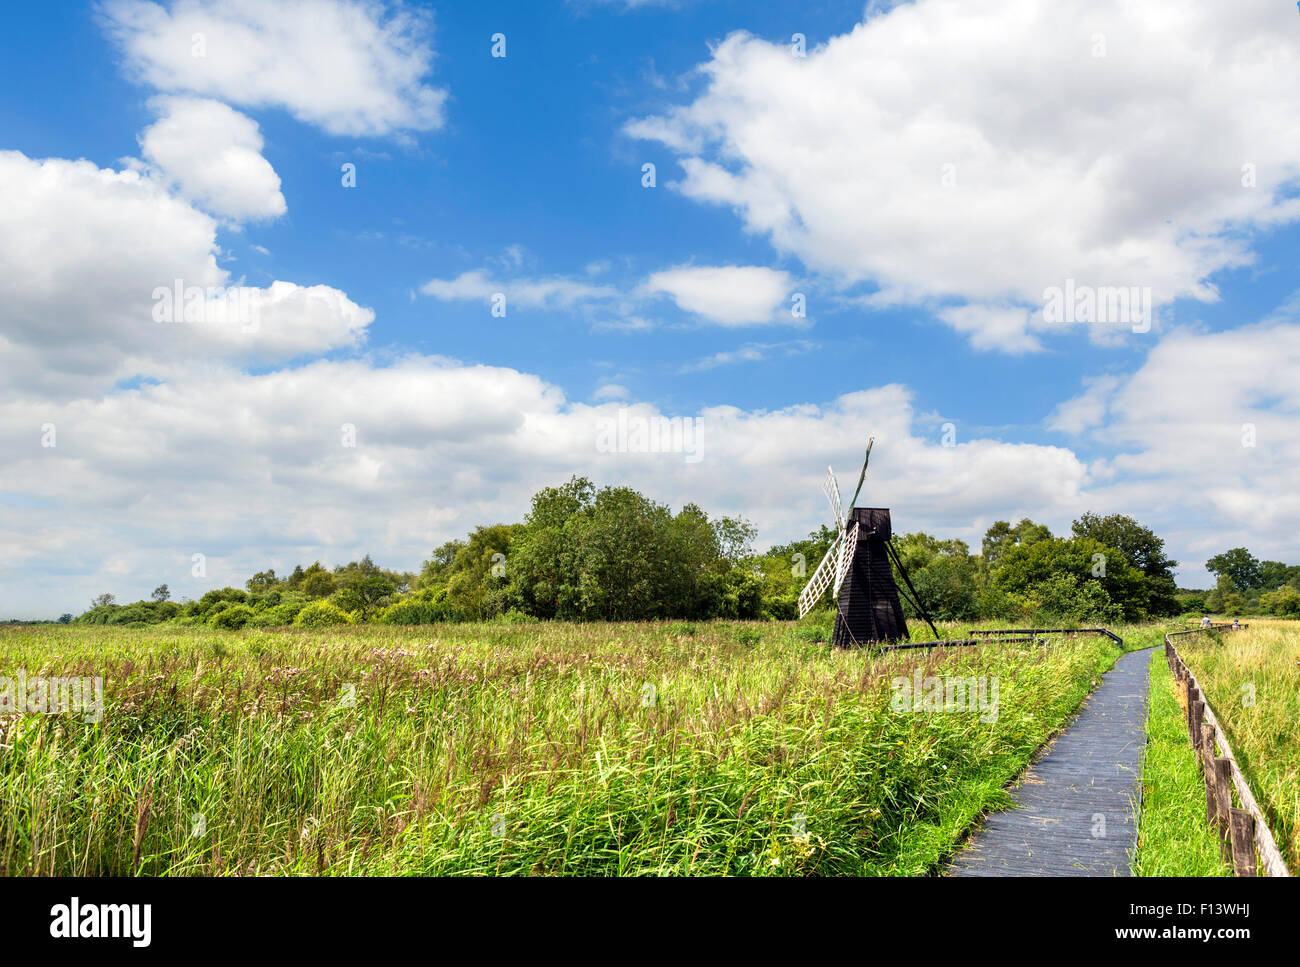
[
  {"xmin": 829, "ymin": 507, "xmax": 907, "ymax": 647},
  {"xmin": 796, "ymin": 440, "xmax": 909, "ymax": 648}
]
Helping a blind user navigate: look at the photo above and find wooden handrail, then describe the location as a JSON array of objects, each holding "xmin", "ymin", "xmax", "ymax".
[
  {"xmin": 1163, "ymin": 629, "xmax": 1289, "ymax": 877},
  {"xmin": 968, "ymin": 627, "xmax": 1124, "ymax": 647}
]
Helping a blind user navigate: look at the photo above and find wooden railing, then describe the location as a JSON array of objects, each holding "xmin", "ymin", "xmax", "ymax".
[
  {"xmin": 1163, "ymin": 627, "xmax": 1289, "ymax": 877},
  {"xmin": 882, "ymin": 636, "xmax": 1043, "ymax": 651},
  {"xmin": 968, "ymin": 627, "xmax": 1124, "ymax": 647}
]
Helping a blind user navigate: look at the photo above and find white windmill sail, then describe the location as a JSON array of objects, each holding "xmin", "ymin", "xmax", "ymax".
[
  {"xmin": 797, "ymin": 532, "xmax": 842, "ymax": 618},
  {"xmin": 833, "ymin": 520, "xmax": 859, "ymax": 597},
  {"xmin": 822, "ymin": 466, "xmax": 844, "ymax": 533}
]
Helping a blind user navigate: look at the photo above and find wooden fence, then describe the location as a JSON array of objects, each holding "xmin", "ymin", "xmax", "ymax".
[
  {"xmin": 1163, "ymin": 627, "xmax": 1289, "ymax": 877},
  {"xmin": 881, "ymin": 636, "xmax": 1044, "ymax": 652}
]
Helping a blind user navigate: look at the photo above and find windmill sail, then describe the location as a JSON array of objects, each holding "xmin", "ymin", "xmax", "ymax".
[
  {"xmin": 822, "ymin": 466, "xmax": 844, "ymax": 533},
  {"xmin": 797, "ymin": 533, "xmax": 842, "ymax": 618},
  {"xmin": 833, "ymin": 520, "xmax": 859, "ymax": 596}
]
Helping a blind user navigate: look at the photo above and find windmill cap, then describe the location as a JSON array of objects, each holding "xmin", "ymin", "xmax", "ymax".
[{"xmin": 848, "ymin": 507, "xmax": 892, "ymax": 540}]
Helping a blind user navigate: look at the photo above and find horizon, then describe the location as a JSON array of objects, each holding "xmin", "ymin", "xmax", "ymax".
[{"xmin": 4, "ymin": 0, "xmax": 1300, "ymax": 618}]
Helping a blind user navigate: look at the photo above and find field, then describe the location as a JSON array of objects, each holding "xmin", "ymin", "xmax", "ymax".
[
  {"xmin": 0, "ymin": 620, "xmax": 1140, "ymax": 876},
  {"xmin": 1173, "ymin": 621, "xmax": 1300, "ymax": 871}
]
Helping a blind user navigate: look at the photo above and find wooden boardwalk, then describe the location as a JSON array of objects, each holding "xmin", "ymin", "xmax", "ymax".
[{"xmin": 946, "ymin": 647, "xmax": 1153, "ymax": 877}]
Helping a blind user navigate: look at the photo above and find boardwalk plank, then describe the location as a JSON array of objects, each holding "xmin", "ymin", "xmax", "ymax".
[{"xmin": 946, "ymin": 646, "xmax": 1152, "ymax": 877}]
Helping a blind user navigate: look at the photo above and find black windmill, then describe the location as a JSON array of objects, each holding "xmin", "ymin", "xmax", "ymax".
[{"xmin": 797, "ymin": 439, "xmax": 931, "ymax": 648}]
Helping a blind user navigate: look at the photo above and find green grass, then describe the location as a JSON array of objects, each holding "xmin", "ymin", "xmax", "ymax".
[
  {"xmin": 1175, "ymin": 622, "xmax": 1300, "ymax": 871},
  {"xmin": 1134, "ymin": 648, "xmax": 1229, "ymax": 877},
  {"xmin": 0, "ymin": 621, "xmax": 1127, "ymax": 876}
]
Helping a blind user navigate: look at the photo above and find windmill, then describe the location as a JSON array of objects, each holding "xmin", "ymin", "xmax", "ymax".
[{"xmin": 796, "ymin": 438, "xmax": 914, "ymax": 647}]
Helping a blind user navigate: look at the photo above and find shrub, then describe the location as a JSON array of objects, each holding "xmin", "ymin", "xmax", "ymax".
[
  {"xmin": 376, "ymin": 587, "xmax": 464, "ymax": 625},
  {"xmin": 1261, "ymin": 586, "xmax": 1300, "ymax": 617},
  {"xmin": 210, "ymin": 604, "xmax": 254, "ymax": 630},
  {"xmin": 294, "ymin": 601, "xmax": 354, "ymax": 627},
  {"xmin": 486, "ymin": 609, "xmax": 539, "ymax": 625},
  {"xmin": 248, "ymin": 600, "xmax": 309, "ymax": 627}
]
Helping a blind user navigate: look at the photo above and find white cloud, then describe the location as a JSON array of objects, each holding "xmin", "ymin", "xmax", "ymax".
[
  {"xmin": 1048, "ymin": 374, "xmax": 1121, "ymax": 435},
  {"xmin": 627, "ymin": 0, "xmax": 1300, "ymax": 350},
  {"xmin": 422, "ymin": 263, "xmax": 798, "ymax": 329},
  {"xmin": 419, "ymin": 270, "xmax": 617, "ymax": 311},
  {"xmin": 140, "ymin": 96, "xmax": 286, "ymax": 221},
  {"xmin": 641, "ymin": 265, "xmax": 793, "ymax": 326},
  {"xmin": 0, "ymin": 151, "xmax": 370, "ymax": 398},
  {"xmin": 681, "ymin": 339, "xmax": 816, "ymax": 372},
  {"xmin": 102, "ymin": 0, "xmax": 446, "ymax": 136},
  {"xmin": 1053, "ymin": 309, "xmax": 1300, "ymax": 579},
  {"xmin": 0, "ymin": 358, "xmax": 1094, "ymax": 617}
]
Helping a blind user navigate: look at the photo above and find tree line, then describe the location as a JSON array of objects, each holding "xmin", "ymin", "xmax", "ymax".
[
  {"xmin": 1178, "ymin": 547, "xmax": 1300, "ymax": 617},
  {"xmin": 72, "ymin": 476, "xmax": 1271, "ymax": 630}
]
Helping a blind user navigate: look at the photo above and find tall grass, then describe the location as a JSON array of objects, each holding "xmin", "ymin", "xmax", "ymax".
[
  {"xmin": 0, "ymin": 621, "xmax": 1124, "ymax": 875},
  {"xmin": 1176, "ymin": 622, "xmax": 1300, "ymax": 870},
  {"xmin": 1134, "ymin": 648, "xmax": 1229, "ymax": 876}
]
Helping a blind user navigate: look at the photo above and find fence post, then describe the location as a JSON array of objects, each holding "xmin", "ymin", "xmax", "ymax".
[
  {"xmin": 1199, "ymin": 721, "xmax": 1215, "ymax": 774},
  {"xmin": 1201, "ymin": 722, "xmax": 1216, "ymax": 819},
  {"xmin": 1229, "ymin": 809, "xmax": 1257, "ymax": 876},
  {"xmin": 1212, "ymin": 757, "xmax": 1233, "ymax": 864}
]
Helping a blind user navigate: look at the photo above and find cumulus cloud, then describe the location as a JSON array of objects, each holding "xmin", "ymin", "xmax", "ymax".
[
  {"xmin": 139, "ymin": 96, "xmax": 286, "ymax": 221},
  {"xmin": 422, "ymin": 263, "xmax": 797, "ymax": 328},
  {"xmin": 627, "ymin": 0, "xmax": 1300, "ymax": 350},
  {"xmin": 1052, "ymin": 308, "xmax": 1300, "ymax": 577},
  {"xmin": 0, "ymin": 358, "xmax": 1093, "ymax": 616},
  {"xmin": 640, "ymin": 265, "xmax": 793, "ymax": 326},
  {"xmin": 1047, "ymin": 374, "xmax": 1122, "ymax": 435},
  {"xmin": 0, "ymin": 151, "xmax": 370, "ymax": 398},
  {"xmin": 102, "ymin": 0, "xmax": 446, "ymax": 136}
]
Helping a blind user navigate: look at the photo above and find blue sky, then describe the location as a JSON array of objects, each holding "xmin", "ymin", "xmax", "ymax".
[{"xmin": 3, "ymin": 0, "xmax": 1300, "ymax": 616}]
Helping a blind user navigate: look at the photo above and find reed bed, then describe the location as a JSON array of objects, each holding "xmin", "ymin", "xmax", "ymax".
[
  {"xmin": 0, "ymin": 620, "xmax": 1126, "ymax": 876},
  {"xmin": 1176, "ymin": 622, "xmax": 1300, "ymax": 870}
]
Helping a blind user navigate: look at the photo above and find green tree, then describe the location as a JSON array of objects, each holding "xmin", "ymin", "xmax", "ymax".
[
  {"xmin": 981, "ymin": 518, "xmax": 1052, "ymax": 572},
  {"xmin": 245, "ymin": 569, "xmax": 278, "ymax": 592},
  {"xmin": 333, "ymin": 573, "xmax": 397, "ymax": 619},
  {"xmin": 1071, "ymin": 512, "xmax": 1179, "ymax": 615},
  {"xmin": 419, "ymin": 540, "xmax": 465, "ymax": 587},
  {"xmin": 575, "ymin": 486, "xmax": 676, "ymax": 620},
  {"xmin": 508, "ymin": 476, "xmax": 595, "ymax": 618},
  {"xmin": 750, "ymin": 524, "xmax": 837, "ymax": 620},
  {"xmin": 150, "ymin": 584, "xmax": 170, "ymax": 602},
  {"xmin": 443, "ymin": 524, "xmax": 520, "ymax": 619},
  {"xmin": 890, "ymin": 532, "xmax": 981, "ymax": 621},
  {"xmin": 1257, "ymin": 560, "xmax": 1290, "ymax": 590},
  {"xmin": 994, "ymin": 536, "xmax": 1147, "ymax": 621},
  {"xmin": 1261, "ymin": 585, "xmax": 1300, "ymax": 616},
  {"xmin": 1206, "ymin": 548, "xmax": 1263, "ymax": 591},
  {"xmin": 299, "ymin": 563, "xmax": 336, "ymax": 599}
]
